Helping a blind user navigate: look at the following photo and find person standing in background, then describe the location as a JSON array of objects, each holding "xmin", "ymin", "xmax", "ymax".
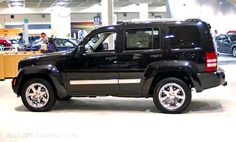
[{"xmin": 39, "ymin": 32, "xmax": 49, "ymax": 53}]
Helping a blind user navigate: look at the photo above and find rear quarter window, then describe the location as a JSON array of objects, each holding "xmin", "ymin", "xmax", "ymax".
[{"xmin": 168, "ymin": 26, "xmax": 200, "ymax": 49}]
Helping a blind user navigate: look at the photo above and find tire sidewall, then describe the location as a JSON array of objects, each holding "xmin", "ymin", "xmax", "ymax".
[
  {"xmin": 232, "ymin": 47, "xmax": 236, "ymax": 57},
  {"xmin": 21, "ymin": 78, "xmax": 56, "ymax": 112},
  {"xmin": 153, "ymin": 78, "xmax": 191, "ymax": 114}
]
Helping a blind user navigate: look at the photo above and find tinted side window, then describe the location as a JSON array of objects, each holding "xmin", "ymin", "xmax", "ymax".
[
  {"xmin": 169, "ymin": 26, "xmax": 200, "ymax": 49},
  {"xmin": 126, "ymin": 28, "xmax": 152, "ymax": 50}
]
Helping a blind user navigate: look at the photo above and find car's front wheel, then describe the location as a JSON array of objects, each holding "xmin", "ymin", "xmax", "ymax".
[
  {"xmin": 153, "ymin": 78, "xmax": 191, "ymax": 114},
  {"xmin": 21, "ymin": 78, "xmax": 56, "ymax": 112}
]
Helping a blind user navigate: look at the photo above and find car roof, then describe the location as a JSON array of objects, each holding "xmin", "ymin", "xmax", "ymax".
[{"xmin": 97, "ymin": 19, "xmax": 205, "ymax": 31}]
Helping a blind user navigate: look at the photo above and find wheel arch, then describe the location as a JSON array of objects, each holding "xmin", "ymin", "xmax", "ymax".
[
  {"xmin": 148, "ymin": 71, "xmax": 193, "ymax": 97},
  {"xmin": 231, "ymin": 46, "xmax": 236, "ymax": 55},
  {"xmin": 17, "ymin": 73, "xmax": 68, "ymax": 99},
  {"xmin": 18, "ymin": 74, "xmax": 55, "ymax": 95}
]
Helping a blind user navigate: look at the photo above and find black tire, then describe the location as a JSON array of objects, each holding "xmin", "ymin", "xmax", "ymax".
[
  {"xmin": 232, "ymin": 47, "xmax": 236, "ymax": 57},
  {"xmin": 21, "ymin": 78, "xmax": 56, "ymax": 112},
  {"xmin": 58, "ymin": 96, "xmax": 72, "ymax": 101},
  {"xmin": 153, "ymin": 77, "xmax": 191, "ymax": 114},
  {"xmin": 0, "ymin": 43, "xmax": 5, "ymax": 50}
]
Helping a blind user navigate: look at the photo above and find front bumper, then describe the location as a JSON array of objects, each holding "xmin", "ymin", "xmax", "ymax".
[{"xmin": 195, "ymin": 67, "xmax": 226, "ymax": 92}]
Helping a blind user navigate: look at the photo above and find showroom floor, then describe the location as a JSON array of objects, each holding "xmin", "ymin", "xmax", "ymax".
[{"xmin": 0, "ymin": 55, "xmax": 236, "ymax": 142}]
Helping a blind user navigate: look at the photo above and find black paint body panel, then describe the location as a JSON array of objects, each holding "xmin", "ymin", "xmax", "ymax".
[{"xmin": 12, "ymin": 19, "xmax": 226, "ymax": 98}]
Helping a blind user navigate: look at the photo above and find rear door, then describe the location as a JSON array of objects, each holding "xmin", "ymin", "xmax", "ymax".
[{"xmin": 117, "ymin": 25, "xmax": 164, "ymax": 96}]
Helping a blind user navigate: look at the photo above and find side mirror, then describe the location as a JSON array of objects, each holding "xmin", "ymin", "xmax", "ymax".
[
  {"xmin": 78, "ymin": 45, "xmax": 84, "ymax": 54},
  {"xmin": 223, "ymin": 39, "xmax": 230, "ymax": 44},
  {"xmin": 102, "ymin": 43, "xmax": 108, "ymax": 50}
]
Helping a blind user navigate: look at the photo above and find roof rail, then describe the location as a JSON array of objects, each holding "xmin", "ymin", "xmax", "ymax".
[
  {"xmin": 131, "ymin": 18, "xmax": 184, "ymax": 23},
  {"xmin": 185, "ymin": 18, "xmax": 202, "ymax": 22},
  {"xmin": 124, "ymin": 18, "xmax": 203, "ymax": 24}
]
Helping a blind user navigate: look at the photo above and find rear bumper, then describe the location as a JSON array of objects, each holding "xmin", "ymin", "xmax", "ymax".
[{"xmin": 195, "ymin": 67, "xmax": 226, "ymax": 92}]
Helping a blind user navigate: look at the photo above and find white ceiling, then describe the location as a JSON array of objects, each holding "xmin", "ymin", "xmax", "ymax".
[{"xmin": 0, "ymin": 0, "xmax": 167, "ymax": 8}]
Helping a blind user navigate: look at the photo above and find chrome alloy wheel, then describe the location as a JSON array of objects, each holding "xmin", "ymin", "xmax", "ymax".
[
  {"xmin": 158, "ymin": 83, "xmax": 186, "ymax": 111},
  {"xmin": 25, "ymin": 83, "xmax": 49, "ymax": 108}
]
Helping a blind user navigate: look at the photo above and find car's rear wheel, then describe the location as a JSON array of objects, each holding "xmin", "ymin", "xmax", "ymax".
[
  {"xmin": 21, "ymin": 78, "xmax": 56, "ymax": 112},
  {"xmin": 232, "ymin": 47, "xmax": 236, "ymax": 57},
  {"xmin": 153, "ymin": 77, "xmax": 191, "ymax": 114}
]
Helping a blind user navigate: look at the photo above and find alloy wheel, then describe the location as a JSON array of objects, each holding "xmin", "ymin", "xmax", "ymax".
[
  {"xmin": 158, "ymin": 83, "xmax": 186, "ymax": 111},
  {"xmin": 25, "ymin": 83, "xmax": 49, "ymax": 108}
]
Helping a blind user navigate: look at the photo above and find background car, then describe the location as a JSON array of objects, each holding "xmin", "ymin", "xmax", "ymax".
[
  {"xmin": 215, "ymin": 32, "xmax": 236, "ymax": 56},
  {"xmin": 9, "ymin": 39, "xmax": 25, "ymax": 51},
  {"xmin": 0, "ymin": 39, "xmax": 12, "ymax": 51},
  {"xmin": 25, "ymin": 38, "xmax": 77, "ymax": 52}
]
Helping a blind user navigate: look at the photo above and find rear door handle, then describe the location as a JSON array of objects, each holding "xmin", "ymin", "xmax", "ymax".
[
  {"xmin": 150, "ymin": 54, "xmax": 162, "ymax": 58},
  {"xmin": 105, "ymin": 56, "xmax": 117, "ymax": 61}
]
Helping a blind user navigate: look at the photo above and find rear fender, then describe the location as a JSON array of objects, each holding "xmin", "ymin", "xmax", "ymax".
[{"xmin": 141, "ymin": 60, "xmax": 202, "ymax": 97}]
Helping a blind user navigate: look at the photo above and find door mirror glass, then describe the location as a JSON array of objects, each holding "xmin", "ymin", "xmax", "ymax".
[
  {"xmin": 102, "ymin": 43, "xmax": 108, "ymax": 50},
  {"xmin": 78, "ymin": 45, "xmax": 85, "ymax": 54}
]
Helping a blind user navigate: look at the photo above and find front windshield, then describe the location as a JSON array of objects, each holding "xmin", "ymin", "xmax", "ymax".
[
  {"xmin": 228, "ymin": 33, "xmax": 236, "ymax": 41},
  {"xmin": 69, "ymin": 39, "xmax": 80, "ymax": 45}
]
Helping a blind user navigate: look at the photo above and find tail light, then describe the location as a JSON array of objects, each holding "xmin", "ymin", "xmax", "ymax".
[{"xmin": 206, "ymin": 52, "xmax": 217, "ymax": 72}]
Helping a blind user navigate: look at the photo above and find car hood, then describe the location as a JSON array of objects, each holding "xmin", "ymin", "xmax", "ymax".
[
  {"xmin": 27, "ymin": 51, "xmax": 69, "ymax": 60},
  {"xmin": 19, "ymin": 51, "xmax": 71, "ymax": 69}
]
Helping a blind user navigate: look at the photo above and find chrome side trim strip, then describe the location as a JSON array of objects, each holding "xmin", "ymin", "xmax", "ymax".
[
  {"xmin": 70, "ymin": 79, "xmax": 117, "ymax": 85},
  {"xmin": 119, "ymin": 79, "xmax": 141, "ymax": 84},
  {"xmin": 70, "ymin": 79, "xmax": 141, "ymax": 85}
]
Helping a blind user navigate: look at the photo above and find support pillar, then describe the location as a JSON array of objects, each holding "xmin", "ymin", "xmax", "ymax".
[
  {"xmin": 0, "ymin": 15, "xmax": 5, "ymax": 28},
  {"xmin": 101, "ymin": 0, "xmax": 114, "ymax": 26},
  {"xmin": 139, "ymin": 3, "xmax": 149, "ymax": 20},
  {"xmin": 101, "ymin": 0, "xmax": 114, "ymax": 50},
  {"xmin": 23, "ymin": 21, "xmax": 29, "ymax": 45},
  {"xmin": 51, "ymin": 7, "xmax": 71, "ymax": 38}
]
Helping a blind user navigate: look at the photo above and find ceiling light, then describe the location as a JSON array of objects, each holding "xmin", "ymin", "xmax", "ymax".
[
  {"xmin": 57, "ymin": 1, "xmax": 66, "ymax": 6},
  {"xmin": 10, "ymin": 0, "xmax": 23, "ymax": 2},
  {"xmin": 12, "ymin": 2, "xmax": 22, "ymax": 6}
]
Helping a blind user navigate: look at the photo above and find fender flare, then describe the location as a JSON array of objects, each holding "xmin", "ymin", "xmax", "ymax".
[
  {"xmin": 16, "ymin": 65, "xmax": 67, "ymax": 98},
  {"xmin": 141, "ymin": 60, "xmax": 202, "ymax": 97}
]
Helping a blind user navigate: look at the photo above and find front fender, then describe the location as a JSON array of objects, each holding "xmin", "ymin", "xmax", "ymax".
[{"xmin": 14, "ymin": 65, "xmax": 67, "ymax": 98}]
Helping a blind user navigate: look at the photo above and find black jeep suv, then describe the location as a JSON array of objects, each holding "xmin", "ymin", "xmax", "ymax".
[{"xmin": 12, "ymin": 19, "xmax": 226, "ymax": 113}]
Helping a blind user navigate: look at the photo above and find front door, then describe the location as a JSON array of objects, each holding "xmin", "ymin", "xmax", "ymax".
[
  {"xmin": 216, "ymin": 35, "xmax": 230, "ymax": 53},
  {"xmin": 66, "ymin": 29, "xmax": 119, "ymax": 96}
]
